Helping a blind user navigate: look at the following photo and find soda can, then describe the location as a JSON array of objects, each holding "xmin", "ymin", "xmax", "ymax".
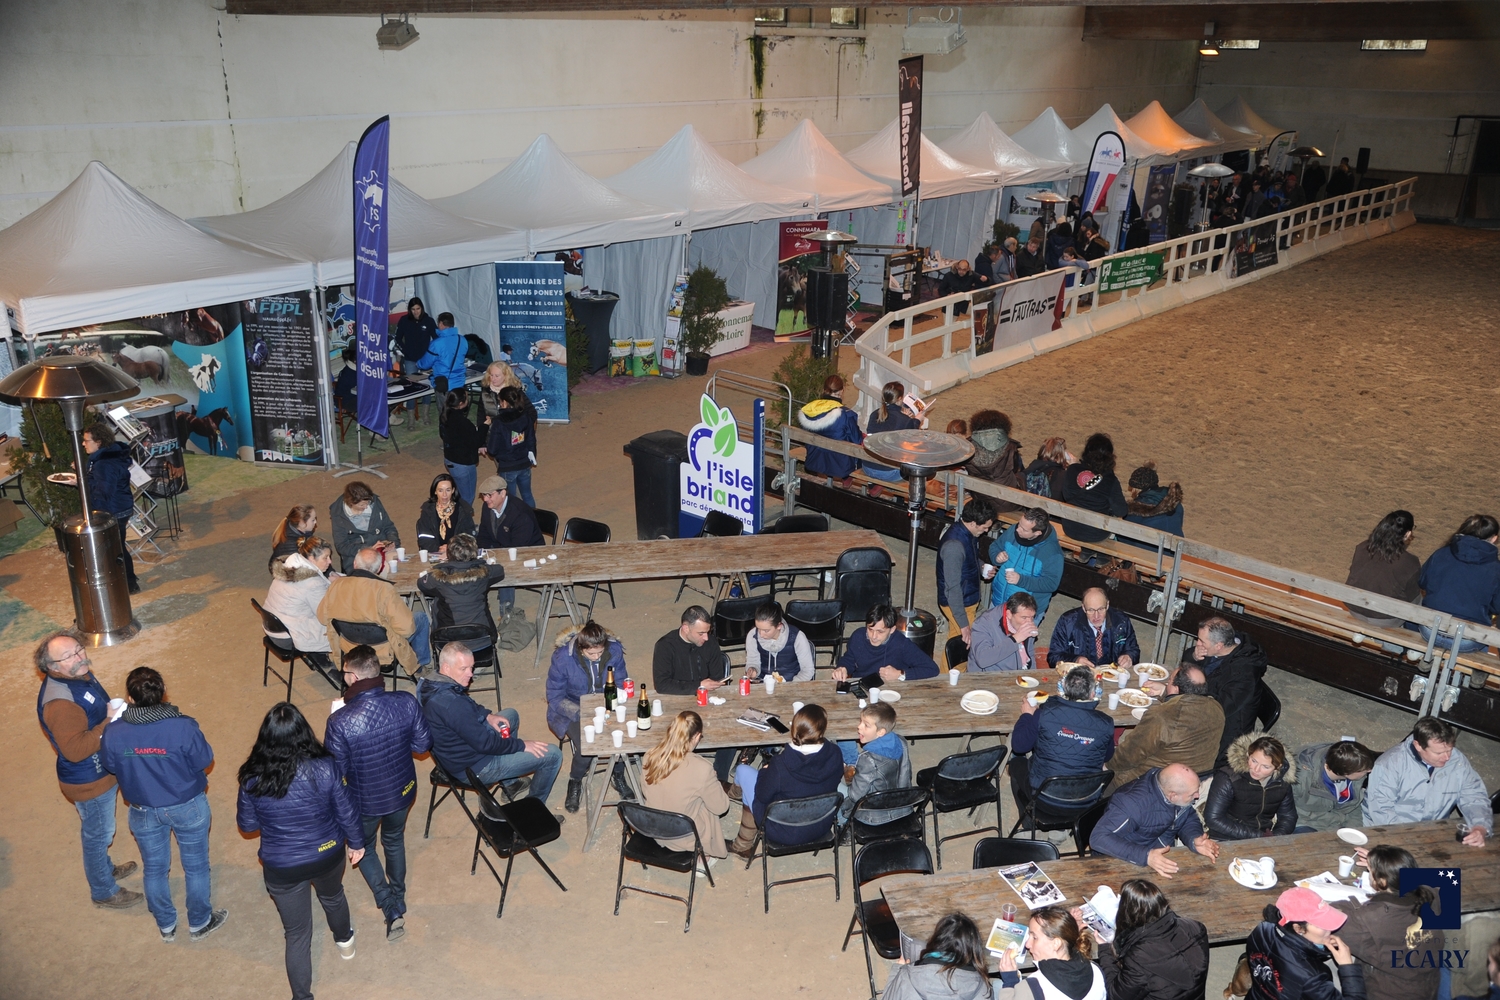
[
  {"xmin": 696, "ymin": 688, "xmax": 708, "ymax": 707},
  {"xmin": 623, "ymin": 679, "xmax": 635, "ymax": 700},
  {"xmin": 498, "ymin": 718, "xmax": 511, "ymax": 738}
]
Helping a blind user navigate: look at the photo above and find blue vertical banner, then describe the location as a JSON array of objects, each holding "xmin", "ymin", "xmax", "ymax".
[
  {"xmin": 354, "ymin": 116, "xmax": 391, "ymax": 437},
  {"xmin": 494, "ymin": 260, "xmax": 569, "ymax": 422}
]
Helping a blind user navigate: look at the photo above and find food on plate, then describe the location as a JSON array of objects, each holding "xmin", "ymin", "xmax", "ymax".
[
  {"xmin": 1031, "ymin": 691, "xmax": 1051, "ymax": 704},
  {"xmin": 1117, "ymin": 689, "xmax": 1152, "ymax": 709},
  {"xmin": 1016, "ymin": 676, "xmax": 1039, "ymax": 688},
  {"xmin": 1096, "ymin": 668, "xmax": 1122, "ymax": 683},
  {"xmin": 1136, "ymin": 663, "xmax": 1170, "ymax": 681}
]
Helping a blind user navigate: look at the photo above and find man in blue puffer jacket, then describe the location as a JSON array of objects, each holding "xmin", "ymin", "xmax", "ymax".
[
  {"xmin": 545, "ymin": 621, "xmax": 628, "ymax": 814},
  {"xmin": 987, "ymin": 508, "xmax": 1064, "ymax": 620},
  {"xmin": 419, "ymin": 313, "xmax": 470, "ymax": 396},
  {"xmin": 1009, "ymin": 664, "xmax": 1115, "ymax": 814},
  {"xmin": 1046, "ymin": 587, "xmax": 1141, "ymax": 669},
  {"xmin": 326, "ymin": 645, "xmax": 432, "ymax": 942},
  {"xmin": 1091, "ymin": 764, "xmax": 1221, "ymax": 879},
  {"xmin": 83, "ymin": 422, "xmax": 140, "ymax": 592}
]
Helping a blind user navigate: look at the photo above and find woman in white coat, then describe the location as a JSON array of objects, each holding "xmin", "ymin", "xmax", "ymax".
[{"xmin": 264, "ymin": 537, "xmax": 336, "ymax": 654}]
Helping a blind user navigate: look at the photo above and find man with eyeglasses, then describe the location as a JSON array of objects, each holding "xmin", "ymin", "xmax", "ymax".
[
  {"xmin": 1046, "ymin": 586, "xmax": 1140, "ymax": 670},
  {"xmin": 34, "ymin": 630, "xmax": 143, "ymax": 910}
]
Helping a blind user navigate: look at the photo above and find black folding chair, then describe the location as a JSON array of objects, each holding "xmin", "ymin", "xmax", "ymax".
[
  {"xmin": 675, "ymin": 510, "xmax": 745, "ymax": 602},
  {"xmin": 251, "ymin": 599, "xmax": 340, "ymax": 699},
  {"xmin": 432, "ymin": 623, "xmax": 500, "ymax": 710},
  {"xmin": 842, "ymin": 839, "xmax": 934, "ymax": 1000},
  {"xmin": 972, "ymin": 836, "xmax": 1060, "ymax": 869},
  {"xmin": 614, "ymin": 803, "xmax": 714, "ymax": 933},
  {"xmin": 562, "ymin": 516, "xmax": 614, "ymax": 616},
  {"xmin": 534, "ymin": 508, "xmax": 560, "ymax": 545},
  {"xmin": 834, "ymin": 547, "xmax": 892, "ymax": 625},
  {"xmin": 1256, "ymin": 679, "xmax": 1281, "ymax": 731},
  {"xmin": 713, "ymin": 596, "xmax": 766, "ymax": 662},
  {"xmin": 741, "ymin": 792, "xmax": 843, "ymax": 913},
  {"xmin": 460, "ymin": 768, "xmax": 566, "ymax": 918},
  {"xmin": 786, "ymin": 599, "xmax": 845, "ymax": 666},
  {"xmin": 846, "ymin": 787, "xmax": 930, "ymax": 849},
  {"xmin": 423, "ymin": 761, "xmax": 503, "ymax": 839},
  {"xmin": 945, "ymin": 635, "xmax": 969, "ymax": 672},
  {"xmin": 1008, "ymin": 770, "xmax": 1115, "ymax": 858},
  {"xmin": 329, "ymin": 618, "xmax": 413, "ymax": 691},
  {"xmin": 769, "ymin": 512, "xmax": 829, "ymax": 598},
  {"xmin": 916, "ymin": 744, "xmax": 1008, "ymax": 869}
]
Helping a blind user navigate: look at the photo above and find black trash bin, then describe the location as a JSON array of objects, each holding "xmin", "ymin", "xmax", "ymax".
[
  {"xmin": 622, "ymin": 430, "xmax": 687, "ymax": 540},
  {"xmin": 567, "ymin": 291, "xmax": 620, "ymax": 374}
]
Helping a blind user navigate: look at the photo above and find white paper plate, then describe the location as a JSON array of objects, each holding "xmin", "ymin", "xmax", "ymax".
[
  {"xmin": 876, "ymin": 690, "xmax": 901, "ymax": 703},
  {"xmin": 1135, "ymin": 663, "xmax": 1170, "ymax": 681},
  {"xmin": 1229, "ymin": 858, "xmax": 1278, "ymax": 890},
  {"xmin": 1131, "ymin": 707, "xmax": 1147, "ymax": 721},
  {"xmin": 1117, "ymin": 688, "xmax": 1154, "ymax": 710},
  {"xmin": 1026, "ymin": 690, "xmax": 1053, "ymax": 708},
  {"xmin": 1015, "ymin": 675, "xmax": 1039, "ymax": 689},
  {"xmin": 961, "ymin": 690, "xmax": 999, "ymax": 715},
  {"xmin": 1337, "ymin": 828, "xmax": 1368, "ymax": 846}
]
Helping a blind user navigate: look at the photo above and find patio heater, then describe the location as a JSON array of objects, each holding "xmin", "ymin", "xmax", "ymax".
[
  {"xmin": 0, "ymin": 355, "xmax": 141, "ymax": 646},
  {"xmin": 862, "ymin": 429, "xmax": 974, "ymax": 656},
  {"xmin": 803, "ymin": 230, "xmax": 859, "ymax": 360}
]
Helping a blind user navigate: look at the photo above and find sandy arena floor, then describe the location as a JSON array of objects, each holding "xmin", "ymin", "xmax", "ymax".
[{"xmin": 1, "ymin": 223, "xmax": 1497, "ymax": 1000}]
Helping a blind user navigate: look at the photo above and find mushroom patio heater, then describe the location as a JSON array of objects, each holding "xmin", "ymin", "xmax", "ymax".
[
  {"xmin": 0, "ymin": 355, "xmax": 141, "ymax": 645},
  {"xmin": 862, "ymin": 429, "xmax": 974, "ymax": 656}
]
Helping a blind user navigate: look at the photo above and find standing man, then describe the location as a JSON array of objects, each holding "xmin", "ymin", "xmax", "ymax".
[
  {"xmin": 653, "ymin": 607, "xmax": 737, "ymax": 786},
  {"xmin": 1364, "ymin": 717, "xmax": 1490, "ymax": 845},
  {"xmin": 325, "ymin": 644, "xmax": 433, "ymax": 942},
  {"xmin": 936, "ymin": 495, "xmax": 997, "ymax": 651},
  {"xmin": 99, "ymin": 666, "xmax": 225, "ymax": 942},
  {"xmin": 1174, "ymin": 616, "xmax": 1268, "ymax": 769},
  {"xmin": 34, "ymin": 630, "xmax": 142, "ymax": 910},
  {"xmin": 1046, "ymin": 587, "xmax": 1141, "ymax": 670},
  {"xmin": 987, "ymin": 507, "xmax": 1064, "ymax": 622},
  {"xmin": 797, "ymin": 375, "xmax": 863, "ymax": 484},
  {"xmin": 473, "ymin": 475, "xmax": 543, "ymax": 614}
]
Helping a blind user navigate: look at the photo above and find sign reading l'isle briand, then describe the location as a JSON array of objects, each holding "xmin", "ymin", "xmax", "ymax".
[{"xmin": 679, "ymin": 393, "xmax": 764, "ymax": 537}]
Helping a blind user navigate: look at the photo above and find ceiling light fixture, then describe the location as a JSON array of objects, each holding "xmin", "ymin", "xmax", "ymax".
[
  {"xmin": 1199, "ymin": 21, "xmax": 1219, "ymax": 57},
  {"xmin": 376, "ymin": 14, "xmax": 419, "ymax": 51}
]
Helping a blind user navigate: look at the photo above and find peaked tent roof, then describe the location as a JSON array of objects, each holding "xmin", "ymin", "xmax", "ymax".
[
  {"xmin": 1173, "ymin": 98, "xmax": 1263, "ymax": 153},
  {"xmin": 0, "ymin": 161, "xmax": 316, "ymax": 336},
  {"xmin": 606, "ymin": 125, "xmax": 813, "ymax": 231},
  {"xmin": 1125, "ymin": 101, "xmax": 1215, "ymax": 157},
  {"xmin": 1216, "ymin": 96, "xmax": 1287, "ymax": 142},
  {"xmin": 192, "ymin": 143, "xmax": 528, "ymax": 286},
  {"xmin": 844, "ymin": 119, "xmax": 1000, "ymax": 199},
  {"xmin": 433, "ymin": 134, "xmax": 684, "ymax": 253},
  {"xmin": 939, "ymin": 112, "xmax": 1078, "ymax": 185},
  {"xmin": 738, "ymin": 119, "xmax": 892, "ymax": 213},
  {"xmin": 1070, "ymin": 104, "xmax": 1177, "ymax": 165},
  {"xmin": 1011, "ymin": 107, "xmax": 1090, "ymax": 165}
]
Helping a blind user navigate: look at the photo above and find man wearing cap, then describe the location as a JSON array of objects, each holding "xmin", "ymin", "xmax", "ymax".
[
  {"xmin": 474, "ymin": 474, "xmax": 543, "ymax": 612},
  {"xmin": 1247, "ymin": 887, "xmax": 1364, "ymax": 997},
  {"xmin": 1090, "ymin": 764, "xmax": 1220, "ymax": 878}
]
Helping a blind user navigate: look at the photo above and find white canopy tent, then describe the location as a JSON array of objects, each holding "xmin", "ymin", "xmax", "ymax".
[
  {"xmin": 1070, "ymin": 104, "xmax": 1177, "ymax": 166},
  {"xmin": 0, "ymin": 161, "xmax": 315, "ymax": 336},
  {"xmin": 939, "ymin": 113, "xmax": 1078, "ymax": 185},
  {"xmin": 844, "ymin": 119, "xmax": 1000, "ymax": 200},
  {"xmin": 432, "ymin": 133, "xmax": 684, "ymax": 254},
  {"xmin": 192, "ymin": 143, "xmax": 528, "ymax": 288},
  {"xmin": 1173, "ymin": 98, "xmax": 1263, "ymax": 155},
  {"xmin": 1125, "ymin": 101, "xmax": 1216, "ymax": 158},
  {"xmin": 1012, "ymin": 107, "xmax": 1090, "ymax": 166},
  {"xmin": 738, "ymin": 119, "xmax": 891, "ymax": 213},
  {"xmin": 1216, "ymin": 97, "xmax": 1287, "ymax": 144}
]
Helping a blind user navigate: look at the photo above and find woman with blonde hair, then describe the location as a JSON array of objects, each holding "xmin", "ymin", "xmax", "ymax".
[
  {"xmin": 1025, "ymin": 437, "xmax": 1072, "ymax": 500},
  {"xmin": 478, "ymin": 361, "xmax": 523, "ymax": 425},
  {"xmin": 640, "ymin": 711, "xmax": 731, "ymax": 862},
  {"xmin": 997, "ymin": 906, "xmax": 1107, "ymax": 999},
  {"xmin": 264, "ymin": 536, "xmax": 336, "ymax": 657},
  {"xmin": 271, "ymin": 505, "xmax": 318, "ymax": 559}
]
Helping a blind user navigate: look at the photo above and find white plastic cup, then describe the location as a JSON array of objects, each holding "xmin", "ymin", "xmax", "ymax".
[
  {"xmin": 981, "ymin": 563, "xmax": 997, "ymax": 581},
  {"xmin": 612, "ymin": 729, "xmax": 623, "ymax": 748},
  {"xmin": 792, "ymin": 701, "xmax": 804, "ymax": 714},
  {"xmin": 949, "ymin": 669, "xmax": 960, "ymax": 686},
  {"xmin": 583, "ymin": 724, "xmax": 595, "ymax": 744},
  {"xmin": 626, "ymin": 720, "xmax": 638, "ymax": 738},
  {"xmin": 652, "ymin": 699, "xmax": 662, "ymax": 716},
  {"xmin": 1259, "ymin": 856, "xmax": 1276, "ymax": 875},
  {"xmin": 1338, "ymin": 855, "xmax": 1355, "ymax": 878},
  {"xmin": 616, "ymin": 704, "xmax": 627, "ymax": 723},
  {"xmin": 508, "ymin": 547, "xmax": 517, "ymax": 560},
  {"xmin": 764, "ymin": 675, "xmax": 776, "ymax": 695},
  {"xmin": 524, "ymin": 558, "xmax": 538, "ymax": 568},
  {"xmin": 419, "ymin": 549, "xmax": 428, "ymax": 563},
  {"xmin": 595, "ymin": 706, "xmax": 607, "ymax": 721},
  {"xmin": 396, "ymin": 547, "xmax": 406, "ymax": 561},
  {"xmin": 1108, "ymin": 692, "xmax": 1121, "ymax": 710},
  {"xmin": 868, "ymin": 687, "xmax": 882, "ymax": 703}
]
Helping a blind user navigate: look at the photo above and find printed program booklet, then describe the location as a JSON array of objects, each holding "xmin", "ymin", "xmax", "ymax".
[
  {"xmin": 998, "ymin": 862, "xmax": 1067, "ymax": 909},
  {"xmin": 1076, "ymin": 885, "xmax": 1119, "ymax": 945},
  {"xmin": 986, "ymin": 917, "xmax": 1030, "ymax": 959}
]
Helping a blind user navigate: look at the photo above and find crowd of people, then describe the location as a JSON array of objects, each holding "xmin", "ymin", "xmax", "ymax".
[{"xmin": 1193, "ymin": 157, "xmax": 1358, "ymax": 230}]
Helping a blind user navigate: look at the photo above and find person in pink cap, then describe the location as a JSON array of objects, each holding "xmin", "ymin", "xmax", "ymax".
[{"xmin": 1245, "ymin": 886, "xmax": 1367, "ymax": 999}]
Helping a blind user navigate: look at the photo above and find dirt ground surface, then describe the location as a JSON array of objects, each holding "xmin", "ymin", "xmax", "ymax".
[{"xmin": 2, "ymin": 222, "xmax": 1498, "ymax": 1000}]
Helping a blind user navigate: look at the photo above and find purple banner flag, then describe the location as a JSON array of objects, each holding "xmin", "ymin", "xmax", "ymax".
[{"xmin": 354, "ymin": 116, "xmax": 391, "ymax": 437}]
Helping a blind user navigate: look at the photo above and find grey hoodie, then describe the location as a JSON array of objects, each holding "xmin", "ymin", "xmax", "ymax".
[
  {"xmin": 883, "ymin": 959, "xmax": 993, "ymax": 1000},
  {"xmin": 840, "ymin": 730, "xmax": 914, "ymax": 825}
]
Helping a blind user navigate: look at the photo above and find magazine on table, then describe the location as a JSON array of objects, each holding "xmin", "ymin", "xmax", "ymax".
[
  {"xmin": 998, "ymin": 862, "xmax": 1067, "ymax": 909},
  {"xmin": 986, "ymin": 918, "xmax": 1030, "ymax": 960},
  {"xmin": 1076, "ymin": 885, "xmax": 1119, "ymax": 945}
]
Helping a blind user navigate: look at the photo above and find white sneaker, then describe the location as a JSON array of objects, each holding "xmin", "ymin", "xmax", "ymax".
[{"xmin": 336, "ymin": 930, "xmax": 356, "ymax": 961}]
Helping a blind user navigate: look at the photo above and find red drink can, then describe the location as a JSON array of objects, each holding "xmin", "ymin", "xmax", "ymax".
[
  {"xmin": 498, "ymin": 718, "xmax": 511, "ymax": 738},
  {"xmin": 696, "ymin": 688, "xmax": 708, "ymax": 707},
  {"xmin": 623, "ymin": 679, "xmax": 635, "ymax": 700},
  {"xmin": 740, "ymin": 674, "xmax": 752, "ymax": 696}
]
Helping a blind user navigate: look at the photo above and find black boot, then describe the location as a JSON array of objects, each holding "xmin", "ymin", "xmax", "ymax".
[
  {"xmin": 611, "ymin": 761, "xmax": 636, "ymax": 801},
  {"xmin": 564, "ymin": 778, "xmax": 583, "ymax": 813}
]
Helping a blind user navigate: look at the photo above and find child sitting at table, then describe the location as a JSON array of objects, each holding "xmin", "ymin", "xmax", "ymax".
[{"xmin": 837, "ymin": 701, "xmax": 913, "ymax": 828}]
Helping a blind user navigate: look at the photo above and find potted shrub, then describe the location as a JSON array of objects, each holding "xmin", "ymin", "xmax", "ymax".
[{"xmin": 678, "ymin": 265, "xmax": 731, "ymax": 376}]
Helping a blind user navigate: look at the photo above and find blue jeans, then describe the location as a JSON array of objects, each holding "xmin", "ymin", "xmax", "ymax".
[
  {"xmin": 735, "ymin": 763, "xmax": 761, "ymax": 811},
  {"xmin": 471, "ymin": 709, "xmax": 563, "ymax": 804},
  {"xmin": 356, "ymin": 806, "xmax": 410, "ymax": 921},
  {"xmin": 862, "ymin": 465, "xmax": 903, "ymax": 483},
  {"xmin": 500, "ymin": 468, "xmax": 535, "ymax": 508},
  {"xmin": 409, "ymin": 609, "xmax": 432, "ymax": 667},
  {"xmin": 445, "ymin": 461, "xmax": 477, "ymax": 507},
  {"xmin": 75, "ymin": 787, "xmax": 122, "ymax": 902},
  {"xmin": 128, "ymin": 791, "xmax": 213, "ymax": 933},
  {"xmin": 1415, "ymin": 623, "xmax": 1486, "ymax": 654}
]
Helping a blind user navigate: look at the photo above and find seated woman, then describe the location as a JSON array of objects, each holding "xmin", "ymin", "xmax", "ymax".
[
  {"xmin": 727, "ymin": 705, "xmax": 843, "ymax": 858},
  {"xmin": 1344, "ymin": 511, "xmax": 1420, "ymax": 632},
  {"xmin": 1025, "ymin": 436, "xmax": 1072, "ymax": 500},
  {"xmin": 1061, "ymin": 433, "xmax": 1128, "ymax": 546},
  {"xmin": 882, "ymin": 912, "xmax": 996, "ymax": 1000},
  {"xmin": 271, "ymin": 504, "xmax": 317, "ymax": 560},
  {"xmin": 1414, "ymin": 514, "xmax": 1500, "ymax": 655},
  {"xmin": 544, "ymin": 620, "xmax": 628, "ymax": 815},
  {"xmin": 416, "ymin": 533, "xmax": 504, "ymax": 648},
  {"xmin": 1334, "ymin": 845, "xmax": 1443, "ymax": 1000},
  {"xmin": 414, "ymin": 473, "xmax": 475, "ymax": 560},
  {"xmin": 640, "ymin": 711, "xmax": 731, "ymax": 865},
  {"xmin": 744, "ymin": 603, "xmax": 815, "ymax": 683},
  {"xmin": 966, "ymin": 410, "xmax": 1024, "ymax": 500},
  {"xmin": 1204, "ymin": 734, "xmax": 1297, "ymax": 841},
  {"xmin": 1246, "ymin": 888, "xmax": 1364, "ymax": 999},
  {"xmin": 328, "ymin": 480, "xmax": 400, "ymax": 573},
  {"xmin": 1123, "ymin": 463, "xmax": 1184, "ymax": 548},
  {"xmin": 263, "ymin": 537, "xmax": 336, "ymax": 659},
  {"xmin": 863, "ymin": 382, "xmax": 924, "ymax": 485},
  {"xmin": 1095, "ymin": 879, "xmax": 1209, "ymax": 1000},
  {"xmin": 996, "ymin": 906, "xmax": 1107, "ymax": 1000}
]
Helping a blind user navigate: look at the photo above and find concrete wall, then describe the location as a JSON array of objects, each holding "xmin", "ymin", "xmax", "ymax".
[
  {"xmin": 0, "ymin": 0, "xmax": 1195, "ymax": 229},
  {"xmin": 1196, "ymin": 39, "xmax": 1500, "ymax": 175}
]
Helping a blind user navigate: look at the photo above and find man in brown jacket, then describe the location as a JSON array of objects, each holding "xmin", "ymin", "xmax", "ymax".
[
  {"xmin": 317, "ymin": 548, "xmax": 431, "ymax": 674},
  {"xmin": 1108, "ymin": 666, "xmax": 1224, "ymax": 786},
  {"xmin": 35, "ymin": 630, "xmax": 143, "ymax": 909}
]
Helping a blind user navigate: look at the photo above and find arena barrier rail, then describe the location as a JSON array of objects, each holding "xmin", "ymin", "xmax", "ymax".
[
  {"xmin": 753, "ymin": 421, "xmax": 1498, "ymax": 735},
  {"xmin": 849, "ymin": 176, "xmax": 1419, "ymax": 420}
]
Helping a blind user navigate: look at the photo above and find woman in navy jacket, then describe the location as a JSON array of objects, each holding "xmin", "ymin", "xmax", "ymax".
[
  {"xmin": 728, "ymin": 704, "xmax": 844, "ymax": 857},
  {"xmin": 545, "ymin": 620, "xmax": 627, "ymax": 813},
  {"xmin": 482, "ymin": 385, "xmax": 538, "ymax": 507},
  {"xmin": 238, "ymin": 704, "xmax": 365, "ymax": 1000},
  {"xmin": 1416, "ymin": 515, "xmax": 1500, "ymax": 654},
  {"xmin": 83, "ymin": 422, "xmax": 139, "ymax": 591}
]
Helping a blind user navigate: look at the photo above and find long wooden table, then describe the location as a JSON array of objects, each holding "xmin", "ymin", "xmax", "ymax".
[
  {"xmin": 577, "ymin": 671, "xmax": 1143, "ymax": 852},
  {"xmin": 881, "ymin": 820, "xmax": 1499, "ymax": 955}
]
